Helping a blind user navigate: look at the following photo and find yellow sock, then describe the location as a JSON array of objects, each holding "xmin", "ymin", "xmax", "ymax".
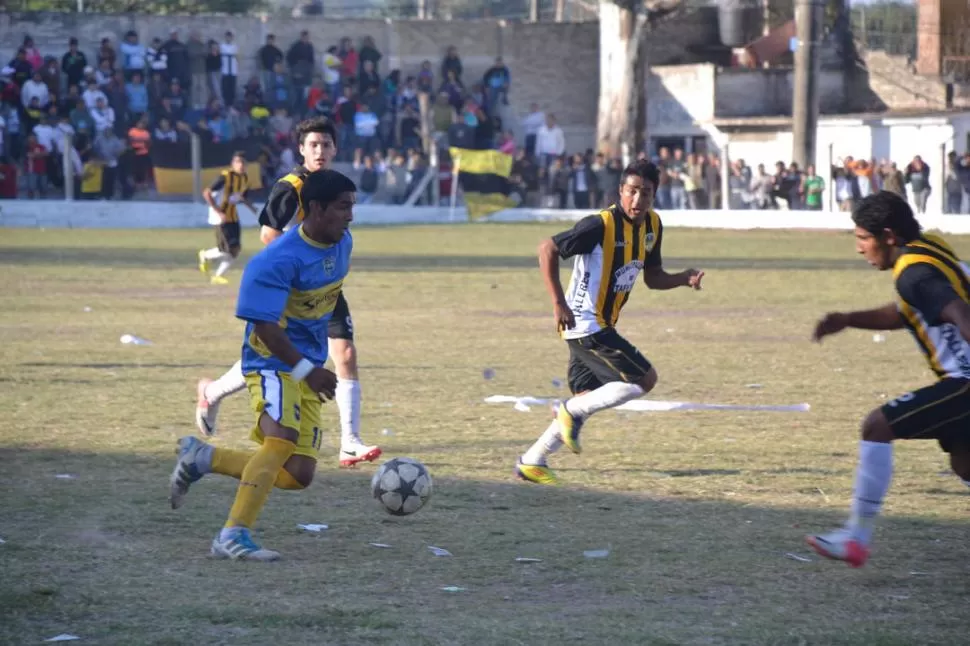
[
  {"xmin": 212, "ymin": 447, "xmax": 305, "ymax": 490},
  {"xmin": 225, "ymin": 436, "xmax": 296, "ymax": 529},
  {"xmin": 211, "ymin": 447, "xmax": 252, "ymax": 479}
]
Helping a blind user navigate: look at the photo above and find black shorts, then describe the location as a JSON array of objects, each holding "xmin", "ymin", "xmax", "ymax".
[
  {"xmin": 882, "ymin": 378, "xmax": 970, "ymax": 453},
  {"xmin": 216, "ymin": 222, "xmax": 241, "ymax": 252},
  {"xmin": 566, "ymin": 328, "xmax": 653, "ymax": 394},
  {"xmin": 328, "ymin": 291, "xmax": 354, "ymax": 340}
]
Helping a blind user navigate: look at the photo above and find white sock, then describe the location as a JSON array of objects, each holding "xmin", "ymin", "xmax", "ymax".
[
  {"xmin": 204, "ymin": 360, "xmax": 247, "ymax": 404},
  {"xmin": 565, "ymin": 382, "xmax": 646, "ymax": 419},
  {"xmin": 214, "ymin": 254, "xmax": 234, "ymax": 277},
  {"xmin": 202, "ymin": 247, "xmax": 223, "ymax": 260},
  {"xmin": 521, "ymin": 418, "xmax": 563, "ymax": 466},
  {"xmin": 336, "ymin": 378, "xmax": 361, "ymax": 446},
  {"xmin": 847, "ymin": 440, "xmax": 894, "ymax": 545}
]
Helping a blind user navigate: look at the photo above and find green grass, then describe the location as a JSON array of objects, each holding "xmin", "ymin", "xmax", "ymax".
[{"xmin": 1, "ymin": 224, "xmax": 968, "ymax": 646}]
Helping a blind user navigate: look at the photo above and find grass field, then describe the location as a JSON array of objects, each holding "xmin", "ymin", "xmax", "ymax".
[{"xmin": 2, "ymin": 223, "xmax": 969, "ymax": 646}]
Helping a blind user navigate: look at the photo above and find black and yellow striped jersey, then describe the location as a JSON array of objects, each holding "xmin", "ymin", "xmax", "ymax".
[
  {"xmin": 552, "ymin": 205, "xmax": 663, "ymax": 339},
  {"xmin": 208, "ymin": 169, "xmax": 250, "ymax": 223},
  {"xmin": 893, "ymin": 233, "xmax": 970, "ymax": 380},
  {"xmin": 258, "ymin": 166, "xmax": 311, "ymax": 232}
]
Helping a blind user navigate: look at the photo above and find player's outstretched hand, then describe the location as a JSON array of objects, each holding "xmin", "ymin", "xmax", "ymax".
[
  {"xmin": 685, "ymin": 269, "xmax": 704, "ymax": 290},
  {"xmin": 307, "ymin": 367, "xmax": 338, "ymax": 400},
  {"xmin": 813, "ymin": 312, "xmax": 848, "ymax": 343},
  {"xmin": 554, "ymin": 301, "xmax": 576, "ymax": 332}
]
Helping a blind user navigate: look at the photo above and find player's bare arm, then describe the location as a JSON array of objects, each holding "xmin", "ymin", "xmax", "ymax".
[
  {"xmin": 538, "ymin": 237, "xmax": 575, "ymax": 330},
  {"xmin": 252, "ymin": 321, "xmax": 337, "ymax": 398},
  {"xmin": 813, "ymin": 303, "xmax": 904, "ymax": 342},
  {"xmin": 202, "ymin": 186, "xmax": 226, "ymax": 222},
  {"xmin": 939, "ymin": 298, "xmax": 970, "ymax": 342},
  {"xmin": 643, "ymin": 265, "xmax": 704, "ymax": 291}
]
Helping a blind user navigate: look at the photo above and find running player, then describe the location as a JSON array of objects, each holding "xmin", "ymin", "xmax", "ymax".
[
  {"xmin": 170, "ymin": 169, "xmax": 356, "ymax": 560},
  {"xmin": 515, "ymin": 159, "xmax": 704, "ymax": 485},
  {"xmin": 198, "ymin": 151, "xmax": 257, "ymax": 285},
  {"xmin": 808, "ymin": 191, "xmax": 970, "ymax": 568},
  {"xmin": 194, "ymin": 117, "xmax": 381, "ymax": 467}
]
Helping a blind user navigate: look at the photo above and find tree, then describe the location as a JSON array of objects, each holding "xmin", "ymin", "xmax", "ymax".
[{"xmin": 596, "ymin": 0, "xmax": 682, "ymax": 159}]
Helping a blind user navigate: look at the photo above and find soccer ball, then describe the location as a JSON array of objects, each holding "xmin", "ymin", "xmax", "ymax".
[{"xmin": 370, "ymin": 457, "xmax": 433, "ymax": 516}]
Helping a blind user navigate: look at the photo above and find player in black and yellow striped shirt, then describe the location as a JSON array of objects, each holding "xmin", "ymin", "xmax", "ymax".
[
  {"xmin": 199, "ymin": 151, "xmax": 257, "ymax": 285},
  {"xmin": 808, "ymin": 191, "xmax": 970, "ymax": 568},
  {"xmin": 516, "ymin": 159, "xmax": 704, "ymax": 485}
]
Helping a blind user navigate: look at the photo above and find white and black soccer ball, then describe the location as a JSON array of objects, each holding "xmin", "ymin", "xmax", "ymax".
[{"xmin": 370, "ymin": 457, "xmax": 433, "ymax": 516}]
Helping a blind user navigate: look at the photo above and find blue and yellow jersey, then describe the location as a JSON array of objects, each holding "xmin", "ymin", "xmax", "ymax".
[{"xmin": 236, "ymin": 224, "xmax": 352, "ymax": 374}]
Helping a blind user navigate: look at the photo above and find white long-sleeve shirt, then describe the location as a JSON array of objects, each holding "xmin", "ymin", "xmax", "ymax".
[
  {"xmin": 535, "ymin": 124, "xmax": 565, "ymax": 156},
  {"xmin": 21, "ymin": 79, "xmax": 50, "ymax": 108}
]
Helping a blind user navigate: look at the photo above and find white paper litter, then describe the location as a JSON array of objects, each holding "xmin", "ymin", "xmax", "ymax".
[
  {"xmin": 583, "ymin": 549, "xmax": 610, "ymax": 559},
  {"xmin": 428, "ymin": 546, "xmax": 452, "ymax": 557},
  {"xmin": 120, "ymin": 334, "xmax": 152, "ymax": 346},
  {"xmin": 381, "ymin": 428, "xmax": 394, "ymax": 436},
  {"xmin": 55, "ymin": 474, "xmax": 76, "ymax": 480},
  {"xmin": 0, "ymin": 537, "xmax": 5, "ymax": 544},
  {"xmin": 873, "ymin": 333, "xmax": 886, "ymax": 343},
  {"xmin": 369, "ymin": 543, "xmax": 392, "ymax": 548},
  {"xmin": 440, "ymin": 586, "xmax": 465, "ymax": 592},
  {"xmin": 485, "ymin": 395, "xmax": 810, "ymax": 413},
  {"xmin": 784, "ymin": 552, "xmax": 813, "ymax": 563},
  {"xmin": 515, "ymin": 557, "xmax": 542, "ymax": 563},
  {"xmin": 745, "ymin": 384, "xmax": 763, "ymax": 389},
  {"xmin": 82, "ymin": 306, "xmax": 92, "ymax": 313},
  {"xmin": 297, "ymin": 524, "xmax": 329, "ymax": 532},
  {"xmin": 513, "ymin": 401, "xmax": 531, "ymax": 412},
  {"xmin": 45, "ymin": 635, "xmax": 80, "ymax": 643}
]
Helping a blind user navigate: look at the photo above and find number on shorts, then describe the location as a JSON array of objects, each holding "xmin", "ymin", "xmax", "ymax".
[
  {"xmin": 311, "ymin": 426, "xmax": 322, "ymax": 450},
  {"xmin": 887, "ymin": 392, "xmax": 915, "ymax": 408},
  {"xmin": 293, "ymin": 403, "xmax": 301, "ymax": 421}
]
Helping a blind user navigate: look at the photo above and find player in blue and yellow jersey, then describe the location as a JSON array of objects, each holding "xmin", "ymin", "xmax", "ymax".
[
  {"xmin": 168, "ymin": 169, "xmax": 357, "ymax": 561},
  {"xmin": 515, "ymin": 159, "xmax": 704, "ymax": 485},
  {"xmin": 808, "ymin": 191, "xmax": 970, "ymax": 568},
  {"xmin": 194, "ymin": 117, "xmax": 381, "ymax": 469}
]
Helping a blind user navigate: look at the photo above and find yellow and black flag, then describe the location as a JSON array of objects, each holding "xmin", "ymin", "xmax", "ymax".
[
  {"xmin": 151, "ymin": 139, "xmax": 264, "ymax": 195},
  {"xmin": 448, "ymin": 146, "xmax": 517, "ymax": 220}
]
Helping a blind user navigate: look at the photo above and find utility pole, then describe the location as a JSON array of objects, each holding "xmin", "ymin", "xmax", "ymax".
[{"xmin": 792, "ymin": 0, "xmax": 823, "ymax": 170}]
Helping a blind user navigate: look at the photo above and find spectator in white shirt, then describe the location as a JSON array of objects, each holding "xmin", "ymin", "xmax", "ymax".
[
  {"xmin": 219, "ymin": 31, "xmax": 239, "ymax": 106},
  {"xmin": 520, "ymin": 103, "xmax": 544, "ymax": 157},
  {"xmin": 82, "ymin": 84, "xmax": 108, "ymax": 111},
  {"xmin": 91, "ymin": 97, "xmax": 116, "ymax": 133},
  {"xmin": 21, "ymin": 70, "xmax": 50, "ymax": 109},
  {"xmin": 153, "ymin": 118, "xmax": 178, "ymax": 143},
  {"xmin": 53, "ymin": 116, "xmax": 75, "ymax": 155},
  {"xmin": 535, "ymin": 113, "xmax": 565, "ymax": 170},
  {"xmin": 147, "ymin": 37, "xmax": 168, "ymax": 77},
  {"xmin": 32, "ymin": 117, "xmax": 57, "ymax": 153}
]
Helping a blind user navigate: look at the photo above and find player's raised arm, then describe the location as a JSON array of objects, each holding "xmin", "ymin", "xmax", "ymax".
[{"xmin": 642, "ymin": 221, "xmax": 703, "ymax": 290}]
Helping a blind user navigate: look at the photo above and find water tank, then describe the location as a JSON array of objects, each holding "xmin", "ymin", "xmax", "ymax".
[{"xmin": 717, "ymin": 0, "xmax": 763, "ymax": 48}]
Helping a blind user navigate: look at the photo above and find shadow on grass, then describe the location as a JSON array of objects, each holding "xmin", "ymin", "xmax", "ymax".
[
  {"xmin": 1, "ymin": 446, "xmax": 968, "ymax": 646},
  {"xmin": 0, "ymin": 246, "xmax": 872, "ymax": 273}
]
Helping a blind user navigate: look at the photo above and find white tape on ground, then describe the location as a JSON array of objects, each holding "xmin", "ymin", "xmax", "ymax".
[{"xmin": 484, "ymin": 395, "xmax": 810, "ymax": 413}]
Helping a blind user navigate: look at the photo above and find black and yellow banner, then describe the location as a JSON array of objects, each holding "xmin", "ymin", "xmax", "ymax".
[
  {"xmin": 449, "ymin": 147, "xmax": 516, "ymax": 220},
  {"xmin": 151, "ymin": 139, "xmax": 264, "ymax": 195}
]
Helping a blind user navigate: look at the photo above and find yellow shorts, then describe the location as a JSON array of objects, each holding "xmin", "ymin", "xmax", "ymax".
[{"xmin": 244, "ymin": 371, "xmax": 324, "ymax": 459}]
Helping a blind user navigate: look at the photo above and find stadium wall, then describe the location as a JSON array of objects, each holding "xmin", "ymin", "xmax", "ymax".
[{"xmin": 5, "ymin": 201, "xmax": 970, "ymax": 234}]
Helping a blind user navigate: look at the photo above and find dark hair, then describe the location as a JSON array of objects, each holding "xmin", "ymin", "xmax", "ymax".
[
  {"xmin": 620, "ymin": 159, "xmax": 660, "ymax": 189},
  {"xmin": 231, "ymin": 150, "xmax": 246, "ymax": 161},
  {"xmin": 295, "ymin": 116, "xmax": 337, "ymax": 146},
  {"xmin": 852, "ymin": 190, "xmax": 921, "ymax": 242},
  {"xmin": 301, "ymin": 170, "xmax": 356, "ymax": 210}
]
